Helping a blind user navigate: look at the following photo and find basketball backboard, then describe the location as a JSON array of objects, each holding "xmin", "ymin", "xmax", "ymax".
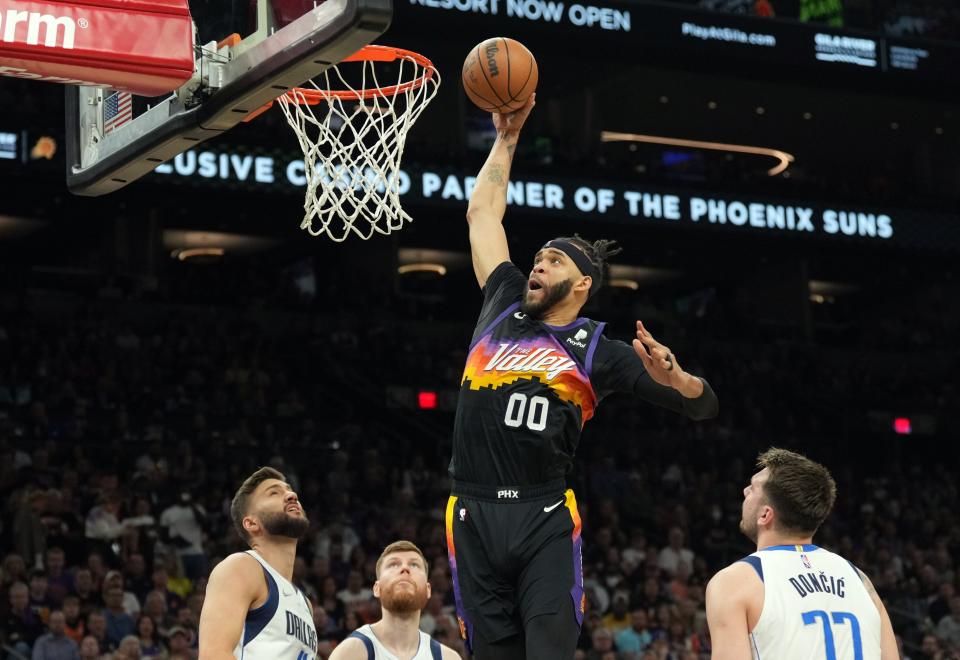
[{"xmin": 65, "ymin": 0, "xmax": 392, "ymax": 196}]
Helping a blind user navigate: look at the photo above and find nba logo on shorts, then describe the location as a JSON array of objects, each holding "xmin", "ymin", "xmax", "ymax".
[
  {"xmin": 459, "ymin": 508, "xmax": 466, "ymax": 521},
  {"xmin": 801, "ymin": 553, "xmax": 812, "ymax": 569}
]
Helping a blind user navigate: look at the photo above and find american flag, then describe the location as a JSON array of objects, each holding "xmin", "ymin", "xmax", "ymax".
[{"xmin": 103, "ymin": 91, "xmax": 132, "ymax": 134}]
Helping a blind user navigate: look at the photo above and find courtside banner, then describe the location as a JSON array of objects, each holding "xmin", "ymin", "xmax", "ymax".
[
  {"xmin": 146, "ymin": 149, "xmax": 960, "ymax": 251},
  {"xmin": 0, "ymin": 0, "xmax": 193, "ymax": 95}
]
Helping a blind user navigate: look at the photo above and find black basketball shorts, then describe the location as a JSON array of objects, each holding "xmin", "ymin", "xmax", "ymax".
[{"xmin": 444, "ymin": 480, "xmax": 585, "ymax": 652}]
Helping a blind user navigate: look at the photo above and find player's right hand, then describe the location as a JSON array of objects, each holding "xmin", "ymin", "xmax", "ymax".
[{"xmin": 492, "ymin": 93, "xmax": 536, "ymax": 136}]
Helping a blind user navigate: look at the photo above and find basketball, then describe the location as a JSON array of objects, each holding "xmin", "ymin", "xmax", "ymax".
[{"xmin": 462, "ymin": 37, "xmax": 538, "ymax": 113}]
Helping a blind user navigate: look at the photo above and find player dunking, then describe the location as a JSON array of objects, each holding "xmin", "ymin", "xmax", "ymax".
[
  {"xmin": 446, "ymin": 93, "xmax": 720, "ymax": 660},
  {"xmin": 706, "ymin": 448, "xmax": 900, "ymax": 659},
  {"xmin": 331, "ymin": 541, "xmax": 461, "ymax": 660},
  {"xmin": 198, "ymin": 467, "xmax": 317, "ymax": 660}
]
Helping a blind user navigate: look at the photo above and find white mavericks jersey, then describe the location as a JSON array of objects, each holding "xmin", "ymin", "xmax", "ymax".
[
  {"xmin": 233, "ymin": 550, "xmax": 317, "ymax": 660},
  {"xmin": 742, "ymin": 544, "xmax": 881, "ymax": 660},
  {"xmin": 349, "ymin": 624, "xmax": 442, "ymax": 660}
]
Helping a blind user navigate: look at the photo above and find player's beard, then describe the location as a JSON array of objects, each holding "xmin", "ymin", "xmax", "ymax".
[
  {"xmin": 380, "ymin": 580, "xmax": 430, "ymax": 615},
  {"xmin": 260, "ymin": 510, "xmax": 311, "ymax": 540},
  {"xmin": 521, "ymin": 278, "xmax": 573, "ymax": 319},
  {"xmin": 739, "ymin": 506, "xmax": 759, "ymax": 543}
]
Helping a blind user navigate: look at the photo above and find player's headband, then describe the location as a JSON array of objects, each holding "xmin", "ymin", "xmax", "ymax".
[{"xmin": 542, "ymin": 239, "xmax": 601, "ymax": 297}]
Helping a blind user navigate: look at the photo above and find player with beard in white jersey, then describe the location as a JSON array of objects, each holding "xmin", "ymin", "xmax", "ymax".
[
  {"xmin": 199, "ymin": 467, "xmax": 318, "ymax": 660},
  {"xmin": 331, "ymin": 541, "xmax": 461, "ymax": 660},
  {"xmin": 706, "ymin": 448, "xmax": 900, "ymax": 660}
]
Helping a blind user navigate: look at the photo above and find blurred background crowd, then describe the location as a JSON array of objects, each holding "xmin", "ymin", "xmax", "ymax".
[{"xmin": 0, "ymin": 262, "xmax": 956, "ymax": 659}]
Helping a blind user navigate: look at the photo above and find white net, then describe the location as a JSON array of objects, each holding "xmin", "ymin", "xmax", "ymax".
[{"xmin": 278, "ymin": 48, "xmax": 440, "ymax": 242}]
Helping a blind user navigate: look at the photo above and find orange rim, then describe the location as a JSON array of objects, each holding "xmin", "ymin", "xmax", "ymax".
[{"xmin": 243, "ymin": 45, "xmax": 435, "ymax": 121}]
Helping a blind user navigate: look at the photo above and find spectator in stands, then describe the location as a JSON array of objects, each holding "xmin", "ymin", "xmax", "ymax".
[
  {"xmin": 44, "ymin": 549, "xmax": 72, "ymax": 607},
  {"xmin": 30, "ymin": 610, "xmax": 79, "ymax": 660},
  {"xmin": 602, "ymin": 594, "xmax": 631, "ymax": 634},
  {"xmin": 918, "ymin": 633, "xmax": 945, "ymax": 660},
  {"xmin": 166, "ymin": 626, "xmax": 196, "ymax": 660},
  {"xmin": 61, "ymin": 596, "xmax": 84, "ymax": 644},
  {"xmin": 114, "ymin": 635, "xmax": 141, "ymax": 660},
  {"xmin": 141, "ymin": 591, "xmax": 172, "ymax": 637},
  {"xmin": 657, "ymin": 527, "xmax": 694, "ymax": 577},
  {"xmin": 173, "ymin": 606, "xmax": 197, "ymax": 648},
  {"xmin": 102, "ymin": 586, "xmax": 135, "ymax": 647},
  {"xmin": 122, "ymin": 556, "xmax": 151, "ymax": 605},
  {"xmin": 134, "ymin": 615, "xmax": 163, "ymax": 659},
  {"xmin": 78, "ymin": 636, "xmax": 100, "ymax": 660},
  {"xmin": 102, "ymin": 572, "xmax": 139, "ymax": 618},
  {"xmin": 84, "ymin": 611, "xmax": 112, "ymax": 655},
  {"xmin": 2, "ymin": 554, "xmax": 28, "ymax": 609},
  {"xmin": 615, "ymin": 608, "xmax": 653, "ymax": 656},
  {"xmin": 587, "ymin": 626, "xmax": 615, "ymax": 660},
  {"xmin": 934, "ymin": 595, "xmax": 960, "ymax": 649},
  {"xmin": 337, "ymin": 570, "xmax": 372, "ymax": 608},
  {"xmin": 159, "ymin": 493, "xmax": 206, "ymax": 581},
  {"xmin": 3, "ymin": 581, "xmax": 43, "ymax": 656},
  {"xmin": 28, "ymin": 570, "xmax": 54, "ymax": 624},
  {"xmin": 70, "ymin": 569, "xmax": 100, "ymax": 617},
  {"xmin": 149, "ymin": 567, "xmax": 182, "ymax": 614},
  {"xmin": 13, "ymin": 490, "xmax": 48, "ymax": 571},
  {"xmin": 84, "ymin": 497, "xmax": 125, "ymax": 547},
  {"xmin": 122, "ymin": 501, "xmax": 157, "ymax": 571}
]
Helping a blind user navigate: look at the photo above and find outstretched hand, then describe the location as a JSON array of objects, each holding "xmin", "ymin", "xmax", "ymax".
[
  {"xmin": 632, "ymin": 320, "xmax": 686, "ymax": 390},
  {"xmin": 492, "ymin": 93, "xmax": 536, "ymax": 136}
]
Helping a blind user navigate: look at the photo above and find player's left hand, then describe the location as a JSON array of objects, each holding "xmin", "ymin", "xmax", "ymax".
[{"xmin": 632, "ymin": 320, "xmax": 686, "ymax": 390}]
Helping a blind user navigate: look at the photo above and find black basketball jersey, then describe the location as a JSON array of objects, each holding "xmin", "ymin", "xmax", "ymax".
[{"xmin": 451, "ymin": 262, "xmax": 661, "ymax": 486}]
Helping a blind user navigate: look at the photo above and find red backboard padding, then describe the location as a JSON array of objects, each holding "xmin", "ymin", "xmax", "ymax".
[{"xmin": 0, "ymin": 0, "xmax": 194, "ymax": 96}]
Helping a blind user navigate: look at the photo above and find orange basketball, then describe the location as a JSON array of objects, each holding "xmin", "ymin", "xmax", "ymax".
[{"xmin": 462, "ymin": 37, "xmax": 538, "ymax": 113}]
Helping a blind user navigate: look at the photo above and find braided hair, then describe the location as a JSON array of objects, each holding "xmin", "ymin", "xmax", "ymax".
[{"xmin": 555, "ymin": 234, "xmax": 622, "ymax": 288}]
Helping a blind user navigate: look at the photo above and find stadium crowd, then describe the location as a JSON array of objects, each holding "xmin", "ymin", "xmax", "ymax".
[{"xmin": 0, "ymin": 268, "xmax": 957, "ymax": 660}]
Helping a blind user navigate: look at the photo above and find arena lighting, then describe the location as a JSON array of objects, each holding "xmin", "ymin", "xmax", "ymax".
[
  {"xmin": 172, "ymin": 247, "xmax": 226, "ymax": 261},
  {"xmin": 893, "ymin": 417, "xmax": 912, "ymax": 435},
  {"xmin": 397, "ymin": 263, "xmax": 447, "ymax": 276},
  {"xmin": 608, "ymin": 278, "xmax": 640, "ymax": 290},
  {"xmin": 601, "ymin": 131, "xmax": 795, "ymax": 176},
  {"xmin": 418, "ymin": 391, "xmax": 438, "ymax": 410},
  {"xmin": 163, "ymin": 230, "xmax": 276, "ymax": 255}
]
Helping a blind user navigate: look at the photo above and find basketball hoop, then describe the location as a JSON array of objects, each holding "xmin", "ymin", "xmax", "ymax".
[{"xmin": 250, "ymin": 45, "xmax": 439, "ymax": 242}]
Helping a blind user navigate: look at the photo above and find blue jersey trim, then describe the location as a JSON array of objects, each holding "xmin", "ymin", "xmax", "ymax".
[
  {"xmin": 848, "ymin": 560, "xmax": 864, "ymax": 581},
  {"xmin": 543, "ymin": 317, "xmax": 590, "ymax": 332},
  {"xmin": 349, "ymin": 631, "xmax": 376, "ymax": 660},
  {"xmin": 243, "ymin": 565, "xmax": 279, "ymax": 647},
  {"xmin": 759, "ymin": 544, "xmax": 819, "ymax": 552},
  {"xmin": 584, "ymin": 322, "xmax": 605, "ymax": 377},
  {"xmin": 738, "ymin": 555, "xmax": 764, "ymax": 582},
  {"xmin": 430, "ymin": 637, "xmax": 442, "ymax": 660}
]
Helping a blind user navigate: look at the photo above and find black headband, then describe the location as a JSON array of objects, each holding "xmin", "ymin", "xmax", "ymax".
[{"xmin": 542, "ymin": 239, "xmax": 601, "ymax": 297}]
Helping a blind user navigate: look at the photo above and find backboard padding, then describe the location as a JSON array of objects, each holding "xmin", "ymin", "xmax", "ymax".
[{"xmin": 65, "ymin": 0, "xmax": 391, "ymax": 196}]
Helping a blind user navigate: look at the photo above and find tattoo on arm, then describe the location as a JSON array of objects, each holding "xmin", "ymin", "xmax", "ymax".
[
  {"xmin": 506, "ymin": 143, "xmax": 516, "ymax": 158},
  {"xmin": 486, "ymin": 163, "xmax": 506, "ymax": 186}
]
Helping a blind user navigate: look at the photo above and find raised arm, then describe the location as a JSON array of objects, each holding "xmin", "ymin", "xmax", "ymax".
[
  {"xmin": 466, "ymin": 94, "xmax": 536, "ymax": 288},
  {"xmin": 632, "ymin": 320, "xmax": 719, "ymax": 420}
]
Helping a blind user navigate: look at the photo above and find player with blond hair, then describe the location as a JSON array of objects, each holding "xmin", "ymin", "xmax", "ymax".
[{"xmin": 331, "ymin": 540, "xmax": 461, "ymax": 660}]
